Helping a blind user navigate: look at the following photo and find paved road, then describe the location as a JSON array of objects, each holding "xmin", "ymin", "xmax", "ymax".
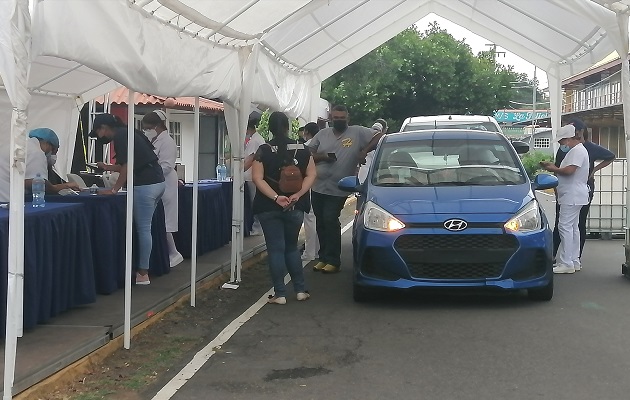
[{"xmin": 151, "ymin": 193, "xmax": 630, "ymax": 400}]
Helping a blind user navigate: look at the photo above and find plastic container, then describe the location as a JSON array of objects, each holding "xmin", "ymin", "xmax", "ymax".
[
  {"xmin": 216, "ymin": 162, "xmax": 227, "ymax": 181},
  {"xmin": 32, "ymin": 173, "xmax": 45, "ymax": 207},
  {"xmin": 90, "ymin": 184, "xmax": 99, "ymax": 195}
]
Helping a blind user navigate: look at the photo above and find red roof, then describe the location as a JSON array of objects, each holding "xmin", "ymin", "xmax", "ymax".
[{"xmin": 95, "ymin": 87, "xmax": 224, "ymax": 113}]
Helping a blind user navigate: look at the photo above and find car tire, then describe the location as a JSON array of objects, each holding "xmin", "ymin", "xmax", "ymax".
[
  {"xmin": 527, "ymin": 279, "xmax": 553, "ymax": 301},
  {"xmin": 353, "ymin": 284, "xmax": 373, "ymax": 302}
]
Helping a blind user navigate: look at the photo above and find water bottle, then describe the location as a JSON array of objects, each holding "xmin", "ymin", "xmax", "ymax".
[
  {"xmin": 216, "ymin": 162, "xmax": 227, "ymax": 181},
  {"xmin": 32, "ymin": 173, "xmax": 45, "ymax": 207}
]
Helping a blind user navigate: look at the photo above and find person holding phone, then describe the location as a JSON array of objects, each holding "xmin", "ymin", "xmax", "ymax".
[
  {"xmin": 252, "ymin": 111, "xmax": 316, "ymax": 304},
  {"xmin": 307, "ymin": 105, "xmax": 384, "ymax": 274}
]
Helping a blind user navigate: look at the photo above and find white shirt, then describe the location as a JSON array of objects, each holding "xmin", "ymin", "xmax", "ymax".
[
  {"xmin": 557, "ymin": 143, "xmax": 589, "ymax": 206},
  {"xmin": 243, "ymin": 131, "xmax": 265, "ymax": 181},
  {"xmin": 0, "ymin": 137, "xmax": 48, "ymax": 202}
]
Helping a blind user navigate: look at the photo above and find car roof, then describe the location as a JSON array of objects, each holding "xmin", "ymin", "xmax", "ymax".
[
  {"xmin": 403, "ymin": 115, "xmax": 496, "ymax": 123},
  {"xmin": 383, "ymin": 129, "xmax": 505, "ymax": 143}
]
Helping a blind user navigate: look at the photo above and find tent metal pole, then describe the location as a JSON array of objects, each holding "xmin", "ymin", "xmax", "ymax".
[
  {"xmin": 124, "ymin": 90, "xmax": 136, "ymax": 349},
  {"xmin": 191, "ymin": 97, "xmax": 200, "ymax": 306}
]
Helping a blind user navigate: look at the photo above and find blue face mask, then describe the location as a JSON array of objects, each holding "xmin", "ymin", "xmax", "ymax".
[{"xmin": 560, "ymin": 144, "xmax": 570, "ymax": 153}]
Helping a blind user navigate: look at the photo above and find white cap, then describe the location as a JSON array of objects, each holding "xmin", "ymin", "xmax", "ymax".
[
  {"xmin": 372, "ymin": 122, "xmax": 383, "ymax": 132},
  {"xmin": 556, "ymin": 125, "xmax": 576, "ymax": 141},
  {"xmin": 153, "ymin": 109, "xmax": 167, "ymax": 121}
]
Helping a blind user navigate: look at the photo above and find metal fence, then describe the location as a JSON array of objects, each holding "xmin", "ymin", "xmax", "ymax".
[{"xmin": 587, "ymin": 158, "xmax": 626, "ymax": 235}]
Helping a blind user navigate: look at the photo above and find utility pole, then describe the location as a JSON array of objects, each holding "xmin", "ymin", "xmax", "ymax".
[{"xmin": 485, "ymin": 43, "xmax": 506, "ymax": 63}]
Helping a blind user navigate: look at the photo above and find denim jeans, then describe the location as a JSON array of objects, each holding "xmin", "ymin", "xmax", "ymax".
[
  {"xmin": 134, "ymin": 182, "xmax": 166, "ymax": 271},
  {"xmin": 258, "ymin": 209, "xmax": 305, "ymax": 297},
  {"xmin": 311, "ymin": 191, "xmax": 347, "ymax": 267}
]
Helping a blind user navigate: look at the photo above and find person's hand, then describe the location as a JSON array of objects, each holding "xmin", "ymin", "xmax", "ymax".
[
  {"xmin": 64, "ymin": 182, "xmax": 80, "ymax": 191},
  {"xmin": 539, "ymin": 161, "xmax": 553, "ymax": 171},
  {"xmin": 358, "ymin": 151, "xmax": 367, "ymax": 165},
  {"xmin": 288, "ymin": 193, "xmax": 301, "ymax": 204},
  {"xmin": 588, "ymin": 172, "xmax": 595, "ymax": 180},
  {"xmin": 275, "ymin": 195, "xmax": 291, "ymax": 208},
  {"xmin": 96, "ymin": 162, "xmax": 108, "ymax": 170},
  {"xmin": 98, "ymin": 188, "xmax": 116, "ymax": 195}
]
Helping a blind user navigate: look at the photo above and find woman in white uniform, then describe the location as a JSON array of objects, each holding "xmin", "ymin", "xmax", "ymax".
[{"xmin": 142, "ymin": 110, "xmax": 183, "ymax": 267}]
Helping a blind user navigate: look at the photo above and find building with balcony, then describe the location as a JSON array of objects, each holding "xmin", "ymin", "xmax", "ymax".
[{"xmin": 561, "ymin": 52, "xmax": 625, "ymax": 158}]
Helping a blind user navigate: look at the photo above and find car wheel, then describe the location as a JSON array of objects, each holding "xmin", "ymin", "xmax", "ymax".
[
  {"xmin": 353, "ymin": 284, "xmax": 373, "ymax": 302},
  {"xmin": 527, "ymin": 279, "xmax": 553, "ymax": 301}
]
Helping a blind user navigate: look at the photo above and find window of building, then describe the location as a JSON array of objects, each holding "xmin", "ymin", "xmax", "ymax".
[
  {"xmin": 169, "ymin": 121, "xmax": 182, "ymax": 159},
  {"xmin": 533, "ymin": 137, "xmax": 550, "ymax": 149}
]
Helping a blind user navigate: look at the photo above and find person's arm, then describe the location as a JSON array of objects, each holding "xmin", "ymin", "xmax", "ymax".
[
  {"xmin": 252, "ymin": 159, "xmax": 291, "ymax": 208},
  {"xmin": 47, "ymin": 181, "xmax": 80, "ymax": 193},
  {"xmin": 96, "ymin": 162, "xmax": 122, "ymax": 172},
  {"xmin": 156, "ymin": 139, "xmax": 177, "ymax": 176},
  {"xmin": 540, "ymin": 162, "xmax": 578, "ymax": 176},
  {"xmin": 588, "ymin": 144, "xmax": 616, "ymax": 179},
  {"xmin": 289, "ymin": 156, "xmax": 316, "ymax": 203},
  {"xmin": 243, "ymin": 153, "xmax": 255, "ymax": 172},
  {"xmin": 358, "ymin": 128, "xmax": 384, "ymax": 163},
  {"xmin": 100, "ymin": 164, "xmax": 128, "ymax": 195}
]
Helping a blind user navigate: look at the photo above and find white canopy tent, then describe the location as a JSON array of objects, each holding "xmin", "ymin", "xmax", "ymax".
[{"xmin": 2, "ymin": 0, "xmax": 630, "ymax": 397}]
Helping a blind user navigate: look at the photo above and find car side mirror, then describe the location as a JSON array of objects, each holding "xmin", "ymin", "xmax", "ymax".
[
  {"xmin": 338, "ymin": 176, "xmax": 361, "ymax": 192},
  {"xmin": 532, "ymin": 173, "xmax": 558, "ymax": 190},
  {"xmin": 511, "ymin": 140, "xmax": 530, "ymax": 154}
]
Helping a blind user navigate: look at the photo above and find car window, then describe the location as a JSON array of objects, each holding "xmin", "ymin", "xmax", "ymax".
[
  {"xmin": 402, "ymin": 121, "xmax": 500, "ymax": 132},
  {"xmin": 372, "ymin": 138, "xmax": 525, "ymax": 187}
]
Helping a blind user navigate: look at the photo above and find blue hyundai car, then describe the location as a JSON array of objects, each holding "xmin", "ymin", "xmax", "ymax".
[{"xmin": 338, "ymin": 129, "xmax": 558, "ymax": 302}]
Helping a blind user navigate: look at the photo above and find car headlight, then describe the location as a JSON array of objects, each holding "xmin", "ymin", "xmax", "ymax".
[
  {"xmin": 504, "ymin": 200, "xmax": 541, "ymax": 233},
  {"xmin": 364, "ymin": 201, "xmax": 405, "ymax": 232}
]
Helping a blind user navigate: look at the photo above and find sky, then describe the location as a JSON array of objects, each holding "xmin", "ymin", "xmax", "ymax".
[{"xmin": 415, "ymin": 14, "xmax": 549, "ymax": 91}]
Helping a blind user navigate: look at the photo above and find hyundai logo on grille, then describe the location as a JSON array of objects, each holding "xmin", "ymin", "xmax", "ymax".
[{"xmin": 444, "ymin": 219, "xmax": 468, "ymax": 232}]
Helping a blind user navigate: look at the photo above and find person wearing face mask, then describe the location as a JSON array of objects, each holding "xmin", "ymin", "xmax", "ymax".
[
  {"xmin": 142, "ymin": 110, "xmax": 184, "ymax": 268},
  {"xmin": 90, "ymin": 113, "xmax": 165, "ymax": 285},
  {"xmin": 0, "ymin": 128, "xmax": 80, "ymax": 202},
  {"xmin": 358, "ymin": 118, "xmax": 388, "ymax": 184},
  {"xmin": 540, "ymin": 124, "xmax": 590, "ymax": 274},
  {"xmin": 551, "ymin": 119, "xmax": 615, "ymax": 264},
  {"xmin": 307, "ymin": 105, "xmax": 384, "ymax": 274}
]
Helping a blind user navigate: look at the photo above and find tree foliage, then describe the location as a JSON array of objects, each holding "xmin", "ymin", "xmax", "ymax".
[{"xmin": 322, "ymin": 22, "xmax": 529, "ymax": 130}]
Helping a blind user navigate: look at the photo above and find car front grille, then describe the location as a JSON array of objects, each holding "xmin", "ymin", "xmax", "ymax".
[{"xmin": 394, "ymin": 234, "xmax": 519, "ymax": 280}]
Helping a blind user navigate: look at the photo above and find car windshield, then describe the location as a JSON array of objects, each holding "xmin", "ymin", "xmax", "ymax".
[
  {"xmin": 372, "ymin": 138, "xmax": 526, "ymax": 187},
  {"xmin": 403, "ymin": 121, "xmax": 499, "ymax": 132}
]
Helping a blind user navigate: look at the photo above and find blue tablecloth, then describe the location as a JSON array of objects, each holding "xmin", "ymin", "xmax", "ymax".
[
  {"xmin": 0, "ymin": 203, "xmax": 96, "ymax": 331},
  {"xmin": 174, "ymin": 182, "xmax": 253, "ymax": 258},
  {"xmin": 47, "ymin": 193, "xmax": 169, "ymax": 294}
]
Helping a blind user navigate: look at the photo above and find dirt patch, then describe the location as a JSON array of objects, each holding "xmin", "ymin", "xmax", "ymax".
[{"xmin": 32, "ymin": 257, "xmax": 273, "ymax": 400}]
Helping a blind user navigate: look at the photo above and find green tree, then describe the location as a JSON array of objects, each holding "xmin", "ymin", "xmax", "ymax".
[{"xmin": 322, "ymin": 22, "xmax": 523, "ymax": 131}]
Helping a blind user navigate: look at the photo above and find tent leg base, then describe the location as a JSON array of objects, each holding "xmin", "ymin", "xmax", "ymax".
[{"xmin": 221, "ymin": 282, "xmax": 240, "ymax": 290}]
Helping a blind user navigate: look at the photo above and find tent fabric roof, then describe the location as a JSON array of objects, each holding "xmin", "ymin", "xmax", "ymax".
[{"xmin": 20, "ymin": 0, "xmax": 629, "ymax": 109}]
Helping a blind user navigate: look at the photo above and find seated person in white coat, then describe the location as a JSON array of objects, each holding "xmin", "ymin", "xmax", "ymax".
[
  {"xmin": 0, "ymin": 128, "xmax": 79, "ymax": 202},
  {"xmin": 142, "ymin": 110, "xmax": 184, "ymax": 267}
]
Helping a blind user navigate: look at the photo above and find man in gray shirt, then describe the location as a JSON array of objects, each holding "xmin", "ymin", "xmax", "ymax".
[{"xmin": 308, "ymin": 105, "xmax": 383, "ymax": 273}]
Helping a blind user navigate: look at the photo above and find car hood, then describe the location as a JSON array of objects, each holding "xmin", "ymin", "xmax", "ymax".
[{"xmin": 369, "ymin": 184, "xmax": 533, "ymax": 215}]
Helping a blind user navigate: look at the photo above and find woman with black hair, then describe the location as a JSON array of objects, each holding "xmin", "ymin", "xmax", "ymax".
[
  {"xmin": 252, "ymin": 111, "xmax": 316, "ymax": 304},
  {"xmin": 90, "ymin": 113, "xmax": 165, "ymax": 285}
]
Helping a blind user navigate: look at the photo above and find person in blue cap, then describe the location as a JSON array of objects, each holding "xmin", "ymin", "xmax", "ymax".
[{"xmin": 0, "ymin": 128, "xmax": 80, "ymax": 202}]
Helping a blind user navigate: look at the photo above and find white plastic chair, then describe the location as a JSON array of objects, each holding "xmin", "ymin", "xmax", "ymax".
[{"xmin": 102, "ymin": 172, "xmax": 120, "ymax": 189}]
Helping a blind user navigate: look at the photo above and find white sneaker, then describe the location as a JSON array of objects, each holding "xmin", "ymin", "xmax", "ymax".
[
  {"xmin": 297, "ymin": 292, "xmax": 310, "ymax": 301},
  {"xmin": 169, "ymin": 253, "xmax": 184, "ymax": 268},
  {"xmin": 553, "ymin": 264, "xmax": 575, "ymax": 274}
]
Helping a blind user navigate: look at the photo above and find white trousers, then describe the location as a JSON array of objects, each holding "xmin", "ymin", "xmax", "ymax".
[
  {"xmin": 303, "ymin": 206, "xmax": 319, "ymax": 259},
  {"xmin": 557, "ymin": 204, "xmax": 582, "ymax": 268}
]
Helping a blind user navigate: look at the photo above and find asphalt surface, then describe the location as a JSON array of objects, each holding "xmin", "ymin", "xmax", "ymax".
[{"xmin": 149, "ymin": 193, "xmax": 630, "ymax": 400}]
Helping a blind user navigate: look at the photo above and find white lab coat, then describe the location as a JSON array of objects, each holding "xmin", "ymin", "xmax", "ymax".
[
  {"xmin": 0, "ymin": 137, "xmax": 48, "ymax": 202},
  {"xmin": 151, "ymin": 131, "xmax": 179, "ymax": 232}
]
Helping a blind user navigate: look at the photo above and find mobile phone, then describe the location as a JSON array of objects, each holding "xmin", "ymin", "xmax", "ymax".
[
  {"xmin": 327, "ymin": 152, "xmax": 337, "ymax": 160},
  {"xmin": 282, "ymin": 200, "xmax": 297, "ymax": 212}
]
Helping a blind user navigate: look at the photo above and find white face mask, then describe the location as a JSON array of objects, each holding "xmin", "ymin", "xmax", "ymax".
[
  {"xmin": 144, "ymin": 129, "xmax": 158, "ymax": 141},
  {"xmin": 47, "ymin": 154, "xmax": 57, "ymax": 166}
]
